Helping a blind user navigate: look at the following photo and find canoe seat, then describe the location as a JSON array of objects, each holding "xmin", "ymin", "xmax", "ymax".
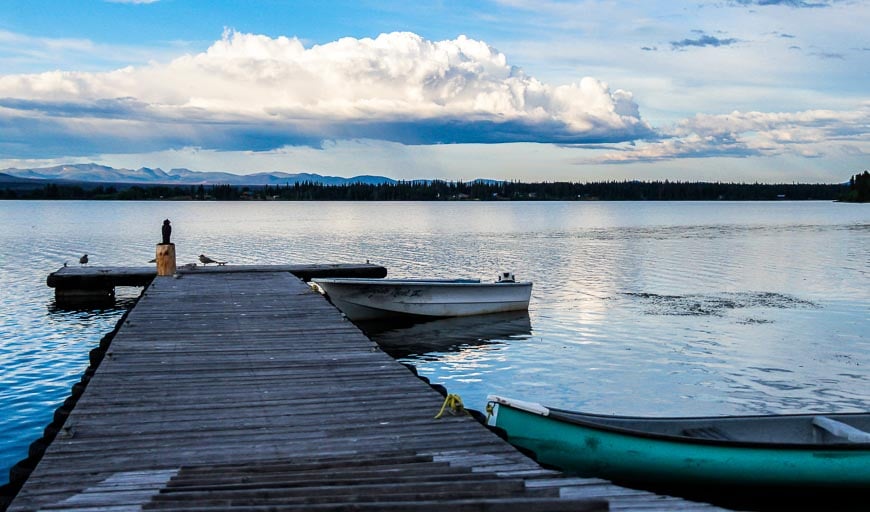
[
  {"xmin": 681, "ymin": 426, "xmax": 733, "ymax": 441},
  {"xmin": 813, "ymin": 416, "xmax": 870, "ymax": 443}
]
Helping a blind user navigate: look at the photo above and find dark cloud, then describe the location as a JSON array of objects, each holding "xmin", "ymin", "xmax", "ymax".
[
  {"xmin": 0, "ymin": 98, "xmax": 657, "ymax": 159},
  {"xmin": 671, "ymin": 34, "xmax": 739, "ymax": 50},
  {"xmin": 0, "ymin": 97, "xmax": 151, "ymax": 120},
  {"xmin": 810, "ymin": 51, "xmax": 845, "ymax": 59},
  {"xmin": 337, "ymin": 119, "xmax": 656, "ymax": 145}
]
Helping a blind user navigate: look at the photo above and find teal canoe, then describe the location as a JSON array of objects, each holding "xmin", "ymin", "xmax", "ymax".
[{"xmin": 487, "ymin": 395, "xmax": 870, "ymax": 491}]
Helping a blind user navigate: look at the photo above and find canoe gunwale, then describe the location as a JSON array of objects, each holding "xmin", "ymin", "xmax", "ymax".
[
  {"xmin": 546, "ymin": 408, "xmax": 870, "ymax": 450},
  {"xmin": 489, "ymin": 396, "xmax": 870, "ymax": 450}
]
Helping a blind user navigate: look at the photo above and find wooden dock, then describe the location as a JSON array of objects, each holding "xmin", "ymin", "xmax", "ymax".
[{"xmin": 9, "ymin": 269, "xmax": 724, "ymax": 511}]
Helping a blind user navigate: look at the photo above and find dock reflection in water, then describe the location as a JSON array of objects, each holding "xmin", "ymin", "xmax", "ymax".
[{"xmin": 359, "ymin": 310, "xmax": 533, "ymax": 359}]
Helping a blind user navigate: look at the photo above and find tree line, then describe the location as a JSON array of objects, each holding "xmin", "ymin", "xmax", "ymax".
[
  {"xmin": 842, "ymin": 171, "xmax": 870, "ymax": 202},
  {"xmin": 0, "ymin": 179, "xmax": 856, "ymax": 201}
]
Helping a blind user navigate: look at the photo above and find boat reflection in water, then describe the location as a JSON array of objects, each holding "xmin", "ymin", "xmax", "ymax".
[{"xmin": 358, "ymin": 310, "xmax": 532, "ymax": 359}]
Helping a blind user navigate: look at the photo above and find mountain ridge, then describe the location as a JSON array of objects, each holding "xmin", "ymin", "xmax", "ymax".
[{"xmin": 1, "ymin": 164, "xmax": 398, "ymax": 186}]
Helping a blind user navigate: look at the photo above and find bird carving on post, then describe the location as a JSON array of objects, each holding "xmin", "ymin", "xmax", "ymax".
[{"xmin": 161, "ymin": 219, "xmax": 171, "ymax": 245}]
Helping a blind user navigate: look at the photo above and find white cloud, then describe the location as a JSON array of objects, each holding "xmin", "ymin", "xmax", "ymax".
[
  {"xmin": 0, "ymin": 30, "xmax": 652, "ymax": 158},
  {"xmin": 593, "ymin": 105, "xmax": 870, "ymax": 163}
]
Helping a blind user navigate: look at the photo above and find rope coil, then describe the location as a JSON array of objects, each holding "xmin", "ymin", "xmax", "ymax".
[{"xmin": 434, "ymin": 393, "xmax": 469, "ymax": 419}]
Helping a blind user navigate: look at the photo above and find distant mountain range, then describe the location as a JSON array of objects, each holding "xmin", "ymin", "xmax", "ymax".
[{"xmin": 0, "ymin": 164, "xmax": 397, "ymax": 186}]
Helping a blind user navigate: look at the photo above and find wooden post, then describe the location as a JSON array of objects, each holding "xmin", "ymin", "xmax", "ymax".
[{"xmin": 156, "ymin": 243, "xmax": 176, "ymax": 276}]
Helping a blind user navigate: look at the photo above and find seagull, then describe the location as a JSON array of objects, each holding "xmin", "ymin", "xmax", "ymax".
[
  {"xmin": 199, "ymin": 254, "xmax": 227, "ymax": 266},
  {"xmin": 79, "ymin": 254, "xmax": 88, "ymax": 266}
]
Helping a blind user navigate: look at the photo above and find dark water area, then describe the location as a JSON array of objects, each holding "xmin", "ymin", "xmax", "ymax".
[{"xmin": 0, "ymin": 200, "xmax": 868, "ymax": 483}]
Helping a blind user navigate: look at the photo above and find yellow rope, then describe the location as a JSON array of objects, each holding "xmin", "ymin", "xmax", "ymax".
[{"xmin": 434, "ymin": 393, "xmax": 468, "ymax": 419}]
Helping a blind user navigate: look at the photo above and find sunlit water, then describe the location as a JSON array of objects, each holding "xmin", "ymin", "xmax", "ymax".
[{"xmin": 0, "ymin": 200, "xmax": 868, "ymax": 476}]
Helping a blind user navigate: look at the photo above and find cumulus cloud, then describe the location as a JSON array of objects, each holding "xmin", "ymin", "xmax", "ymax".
[
  {"xmin": 594, "ymin": 105, "xmax": 870, "ymax": 163},
  {"xmin": 0, "ymin": 31, "xmax": 652, "ymax": 158}
]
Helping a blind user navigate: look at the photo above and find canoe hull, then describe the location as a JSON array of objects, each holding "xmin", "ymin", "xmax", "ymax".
[
  {"xmin": 490, "ymin": 400, "xmax": 870, "ymax": 490},
  {"xmin": 312, "ymin": 278, "xmax": 532, "ymax": 321}
]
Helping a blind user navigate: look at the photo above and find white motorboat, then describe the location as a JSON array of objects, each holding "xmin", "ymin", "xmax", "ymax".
[{"xmin": 311, "ymin": 272, "xmax": 532, "ymax": 321}]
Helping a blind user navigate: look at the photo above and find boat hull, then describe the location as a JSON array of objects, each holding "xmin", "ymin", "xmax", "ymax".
[
  {"xmin": 490, "ymin": 399, "xmax": 870, "ymax": 490},
  {"xmin": 312, "ymin": 278, "xmax": 532, "ymax": 321}
]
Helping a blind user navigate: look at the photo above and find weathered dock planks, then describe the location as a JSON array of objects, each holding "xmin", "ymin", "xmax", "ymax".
[{"xmin": 10, "ymin": 270, "xmax": 725, "ymax": 511}]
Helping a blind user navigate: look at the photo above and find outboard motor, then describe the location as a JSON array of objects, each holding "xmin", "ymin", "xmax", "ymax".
[{"xmin": 497, "ymin": 272, "xmax": 516, "ymax": 283}]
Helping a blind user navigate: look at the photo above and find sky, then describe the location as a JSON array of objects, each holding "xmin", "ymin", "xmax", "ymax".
[{"xmin": 0, "ymin": 0, "xmax": 867, "ymax": 183}]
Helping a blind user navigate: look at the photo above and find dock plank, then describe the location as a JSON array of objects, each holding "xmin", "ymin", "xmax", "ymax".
[{"xmin": 10, "ymin": 271, "xmax": 724, "ymax": 511}]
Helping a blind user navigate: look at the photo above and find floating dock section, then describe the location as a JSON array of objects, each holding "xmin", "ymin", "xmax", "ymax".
[
  {"xmin": 9, "ymin": 268, "xmax": 723, "ymax": 511},
  {"xmin": 46, "ymin": 263, "xmax": 387, "ymax": 303}
]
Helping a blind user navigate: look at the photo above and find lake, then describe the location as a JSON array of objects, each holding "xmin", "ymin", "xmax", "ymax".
[{"xmin": 0, "ymin": 200, "xmax": 868, "ymax": 476}]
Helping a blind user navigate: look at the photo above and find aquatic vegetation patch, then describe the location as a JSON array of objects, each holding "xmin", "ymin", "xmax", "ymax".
[
  {"xmin": 624, "ymin": 291, "xmax": 819, "ymax": 317},
  {"xmin": 736, "ymin": 318, "xmax": 775, "ymax": 325}
]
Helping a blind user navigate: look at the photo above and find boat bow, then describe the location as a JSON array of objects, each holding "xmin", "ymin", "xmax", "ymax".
[{"xmin": 487, "ymin": 395, "xmax": 550, "ymax": 419}]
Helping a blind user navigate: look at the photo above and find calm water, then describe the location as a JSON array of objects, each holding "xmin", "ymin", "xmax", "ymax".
[{"xmin": 0, "ymin": 200, "xmax": 868, "ymax": 476}]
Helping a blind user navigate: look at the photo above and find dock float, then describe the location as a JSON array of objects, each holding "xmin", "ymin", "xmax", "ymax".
[
  {"xmin": 10, "ymin": 269, "xmax": 724, "ymax": 511},
  {"xmin": 47, "ymin": 263, "xmax": 387, "ymax": 302}
]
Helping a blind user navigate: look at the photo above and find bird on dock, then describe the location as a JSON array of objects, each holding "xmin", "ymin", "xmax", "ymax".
[
  {"xmin": 79, "ymin": 254, "xmax": 88, "ymax": 266},
  {"xmin": 199, "ymin": 254, "xmax": 227, "ymax": 266}
]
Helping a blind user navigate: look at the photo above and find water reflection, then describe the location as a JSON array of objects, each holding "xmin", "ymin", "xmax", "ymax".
[
  {"xmin": 47, "ymin": 296, "xmax": 139, "ymax": 313},
  {"xmin": 360, "ymin": 310, "xmax": 533, "ymax": 358}
]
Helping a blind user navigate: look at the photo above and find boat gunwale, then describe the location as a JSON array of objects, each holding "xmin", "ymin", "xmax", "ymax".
[
  {"xmin": 335, "ymin": 296, "xmax": 532, "ymax": 310},
  {"xmin": 492, "ymin": 397, "xmax": 870, "ymax": 451}
]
